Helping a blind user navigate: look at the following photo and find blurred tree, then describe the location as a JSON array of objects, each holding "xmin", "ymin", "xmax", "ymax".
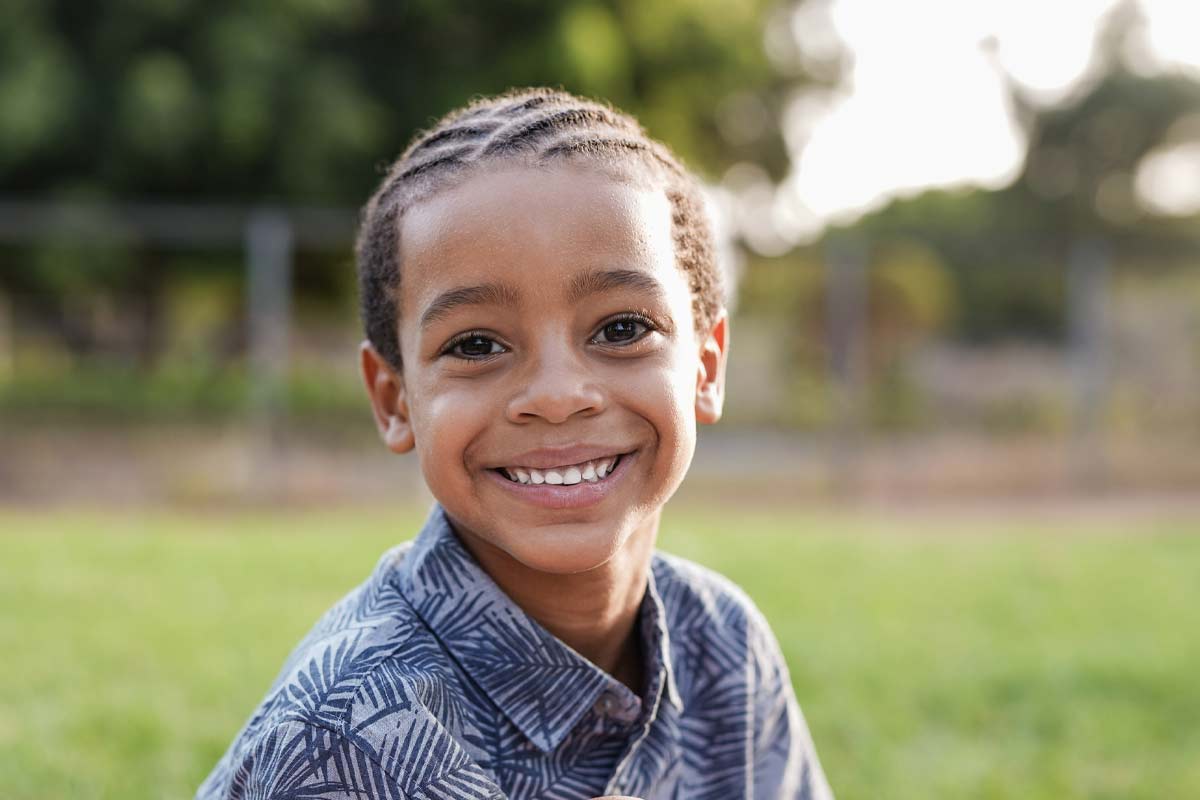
[
  {"xmin": 728, "ymin": 0, "xmax": 1199, "ymax": 430},
  {"xmin": 814, "ymin": 0, "xmax": 1200, "ymax": 343},
  {"xmin": 1006, "ymin": 1, "xmax": 1200, "ymax": 247},
  {"xmin": 0, "ymin": 0, "xmax": 824, "ymax": 364},
  {"xmin": 0, "ymin": 0, "xmax": 809, "ymax": 201}
]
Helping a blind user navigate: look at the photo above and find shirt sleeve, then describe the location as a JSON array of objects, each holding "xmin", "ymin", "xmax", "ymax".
[
  {"xmin": 748, "ymin": 611, "xmax": 835, "ymax": 800},
  {"xmin": 197, "ymin": 718, "xmax": 506, "ymax": 800}
]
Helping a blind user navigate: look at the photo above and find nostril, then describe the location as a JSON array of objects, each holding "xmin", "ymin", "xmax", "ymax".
[
  {"xmin": 504, "ymin": 362, "xmax": 606, "ymax": 424},
  {"xmin": 506, "ymin": 386, "xmax": 605, "ymax": 424}
]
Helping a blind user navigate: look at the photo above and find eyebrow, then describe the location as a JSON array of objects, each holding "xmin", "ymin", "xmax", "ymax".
[
  {"xmin": 418, "ymin": 269, "xmax": 675, "ymax": 331},
  {"xmin": 570, "ymin": 269, "xmax": 676, "ymax": 334},
  {"xmin": 420, "ymin": 282, "xmax": 522, "ymax": 329},
  {"xmin": 568, "ymin": 269, "xmax": 667, "ymax": 304}
]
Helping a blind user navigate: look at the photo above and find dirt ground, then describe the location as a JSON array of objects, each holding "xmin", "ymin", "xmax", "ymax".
[{"xmin": 2, "ymin": 423, "xmax": 1197, "ymax": 520}]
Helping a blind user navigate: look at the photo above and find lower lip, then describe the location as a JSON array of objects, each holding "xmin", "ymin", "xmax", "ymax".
[{"xmin": 486, "ymin": 453, "xmax": 635, "ymax": 510}]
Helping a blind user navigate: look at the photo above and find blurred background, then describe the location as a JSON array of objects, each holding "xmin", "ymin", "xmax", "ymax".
[{"xmin": 1, "ymin": 0, "xmax": 1198, "ymax": 798}]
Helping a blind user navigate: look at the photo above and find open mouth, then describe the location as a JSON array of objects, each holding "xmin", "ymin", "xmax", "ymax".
[{"xmin": 493, "ymin": 453, "xmax": 627, "ymax": 486}]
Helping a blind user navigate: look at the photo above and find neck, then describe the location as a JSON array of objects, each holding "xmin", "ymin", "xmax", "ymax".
[{"xmin": 458, "ymin": 515, "xmax": 659, "ymax": 695}]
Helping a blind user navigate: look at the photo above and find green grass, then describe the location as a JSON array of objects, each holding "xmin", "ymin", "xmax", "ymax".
[{"xmin": 1, "ymin": 506, "xmax": 1197, "ymax": 799}]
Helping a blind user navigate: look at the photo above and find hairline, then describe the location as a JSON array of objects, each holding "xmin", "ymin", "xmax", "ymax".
[{"xmin": 398, "ymin": 154, "xmax": 672, "ymax": 219}]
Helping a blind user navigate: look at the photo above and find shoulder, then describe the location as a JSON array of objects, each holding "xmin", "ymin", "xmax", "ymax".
[
  {"xmin": 197, "ymin": 716, "xmax": 499, "ymax": 800},
  {"xmin": 199, "ymin": 543, "xmax": 496, "ymax": 798},
  {"xmin": 652, "ymin": 549, "xmax": 793, "ymax": 702},
  {"xmin": 268, "ymin": 542, "xmax": 431, "ymax": 719},
  {"xmin": 652, "ymin": 555, "xmax": 833, "ymax": 798},
  {"xmin": 652, "ymin": 549, "xmax": 775, "ymax": 642}
]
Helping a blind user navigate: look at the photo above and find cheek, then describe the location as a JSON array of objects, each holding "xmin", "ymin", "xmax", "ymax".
[
  {"xmin": 615, "ymin": 350, "xmax": 699, "ymax": 436},
  {"xmin": 411, "ymin": 378, "xmax": 496, "ymax": 477},
  {"xmin": 622, "ymin": 353, "xmax": 699, "ymax": 502}
]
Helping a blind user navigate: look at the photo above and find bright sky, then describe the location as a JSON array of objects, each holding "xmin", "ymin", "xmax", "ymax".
[{"xmin": 736, "ymin": 0, "xmax": 1200, "ymax": 253}]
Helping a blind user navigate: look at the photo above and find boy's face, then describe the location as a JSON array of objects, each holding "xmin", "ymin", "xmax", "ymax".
[{"xmin": 362, "ymin": 165, "xmax": 728, "ymax": 576}]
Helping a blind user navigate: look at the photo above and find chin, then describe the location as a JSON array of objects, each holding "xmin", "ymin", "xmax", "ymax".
[{"xmin": 506, "ymin": 524, "xmax": 628, "ymax": 575}]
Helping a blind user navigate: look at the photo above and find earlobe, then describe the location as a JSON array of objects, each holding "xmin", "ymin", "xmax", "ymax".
[
  {"xmin": 694, "ymin": 309, "xmax": 729, "ymax": 425},
  {"xmin": 360, "ymin": 340, "xmax": 415, "ymax": 454}
]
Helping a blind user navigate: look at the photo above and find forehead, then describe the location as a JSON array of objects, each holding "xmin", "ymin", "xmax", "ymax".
[{"xmin": 397, "ymin": 165, "xmax": 681, "ymax": 315}]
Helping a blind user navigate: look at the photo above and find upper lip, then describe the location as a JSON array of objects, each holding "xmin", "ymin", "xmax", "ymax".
[{"xmin": 489, "ymin": 444, "xmax": 632, "ymax": 470}]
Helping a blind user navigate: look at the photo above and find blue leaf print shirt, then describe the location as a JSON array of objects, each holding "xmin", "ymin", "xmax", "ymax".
[{"xmin": 197, "ymin": 504, "xmax": 833, "ymax": 799}]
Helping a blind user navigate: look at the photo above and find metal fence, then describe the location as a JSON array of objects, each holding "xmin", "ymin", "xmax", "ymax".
[{"xmin": 1, "ymin": 200, "xmax": 1197, "ymax": 497}]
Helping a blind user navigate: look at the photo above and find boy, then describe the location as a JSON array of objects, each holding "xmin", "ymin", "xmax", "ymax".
[{"xmin": 198, "ymin": 88, "xmax": 832, "ymax": 799}]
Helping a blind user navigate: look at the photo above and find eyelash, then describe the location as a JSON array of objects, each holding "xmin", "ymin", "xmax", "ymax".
[
  {"xmin": 441, "ymin": 331, "xmax": 506, "ymax": 361},
  {"xmin": 591, "ymin": 313, "xmax": 655, "ymax": 347},
  {"xmin": 439, "ymin": 314, "xmax": 657, "ymax": 362}
]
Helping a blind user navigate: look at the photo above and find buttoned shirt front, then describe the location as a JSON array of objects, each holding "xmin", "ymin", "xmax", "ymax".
[{"xmin": 197, "ymin": 505, "xmax": 832, "ymax": 799}]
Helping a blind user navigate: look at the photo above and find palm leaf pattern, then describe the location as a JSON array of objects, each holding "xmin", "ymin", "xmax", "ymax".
[{"xmin": 197, "ymin": 505, "xmax": 833, "ymax": 799}]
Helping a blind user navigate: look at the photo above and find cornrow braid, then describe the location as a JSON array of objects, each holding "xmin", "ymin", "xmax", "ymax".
[
  {"xmin": 355, "ymin": 87, "xmax": 722, "ymax": 372},
  {"xmin": 541, "ymin": 134, "xmax": 681, "ymax": 174},
  {"xmin": 481, "ymin": 107, "xmax": 633, "ymax": 157},
  {"xmin": 410, "ymin": 123, "xmax": 503, "ymax": 152},
  {"xmin": 395, "ymin": 145, "xmax": 475, "ymax": 182}
]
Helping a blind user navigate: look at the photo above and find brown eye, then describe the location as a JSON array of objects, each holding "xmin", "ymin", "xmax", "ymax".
[
  {"xmin": 595, "ymin": 318, "xmax": 648, "ymax": 345},
  {"xmin": 450, "ymin": 334, "xmax": 502, "ymax": 359}
]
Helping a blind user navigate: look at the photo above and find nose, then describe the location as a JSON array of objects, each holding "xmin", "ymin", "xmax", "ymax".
[{"xmin": 505, "ymin": 344, "xmax": 605, "ymax": 424}]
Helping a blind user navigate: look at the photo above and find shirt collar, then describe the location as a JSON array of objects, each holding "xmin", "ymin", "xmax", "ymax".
[
  {"xmin": 642, "ymin": 562, "xmax": 684, "ymax": 717},
  {"xmin": 391, "ymin": 504, "xmax": 679, "ymax": 752}
]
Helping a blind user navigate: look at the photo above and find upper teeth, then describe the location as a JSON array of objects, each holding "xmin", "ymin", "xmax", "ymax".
[{"xmin": 502, "ymin": 456, "xmax": 619, "ymax": 485}]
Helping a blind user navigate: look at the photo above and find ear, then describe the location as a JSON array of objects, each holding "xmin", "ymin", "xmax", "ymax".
[
  {"xmin": 360, "ymin": 340, "xmax": 415, "ymax": 454},
  {"xmin": 694, "ymin": 309, "xmax": 730, "ymax": 425}
]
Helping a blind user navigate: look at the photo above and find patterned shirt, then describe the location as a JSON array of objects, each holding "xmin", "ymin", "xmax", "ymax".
[{"xmin": 197, "ymin": 504, "xmax": 833, "ymax": 799}]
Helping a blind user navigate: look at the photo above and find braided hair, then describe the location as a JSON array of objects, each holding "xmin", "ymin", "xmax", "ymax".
[{"xmin": 355, "ymin": 87, "xmax": 721, "ymax": 372}]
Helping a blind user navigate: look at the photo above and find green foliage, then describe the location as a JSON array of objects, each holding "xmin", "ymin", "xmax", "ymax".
[
  {"xmin": 736, "ymin": 251, "xmax": 825, "ymax": 319},
  {"xmin": 0, "ymin": 0, "xmax": 808, "ymax": 368},
  {"xmin": 0, "ymin": 363, "xmax": 364, "ymax": 425},
  {"xmin": 1, "ymin": 507, "xmax": 1198, "ymax": 798},
  {"xmin": 0, "ymin": 19, "xmax": 78, "ymax": 170},
  {"xmin": 0, "ymin": 0, "xmax": 796, "ymax": 201},
  {"xmin": 872, "ymin": 242, "xmax": 952, "ymax": 328}
]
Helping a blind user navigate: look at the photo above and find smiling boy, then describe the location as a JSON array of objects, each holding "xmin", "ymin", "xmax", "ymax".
[{"xmin": 198, "ymin": 88, "xmax": 832, "ymax": 800}]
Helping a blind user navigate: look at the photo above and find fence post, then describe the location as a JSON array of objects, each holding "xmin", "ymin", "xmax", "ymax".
[
  {"xmin": 246, "ymin": 209, "xmax": 293, "ymax": 458},
  {"xmin": 1067, "ymin": 237, "xmax": 1111, "ymax": 489},
  {"xmin": 825, "ymin": 237, "xmax": 869, "ymax": 495},
  {"xmin": 0, "ymin": 292, "xmax": 11, "ymax": 380}
]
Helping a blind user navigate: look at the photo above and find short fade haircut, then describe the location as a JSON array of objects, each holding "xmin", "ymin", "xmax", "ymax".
[{"xmin": 355, "ymin": 87, "xmax": 722, "ymax": 372}]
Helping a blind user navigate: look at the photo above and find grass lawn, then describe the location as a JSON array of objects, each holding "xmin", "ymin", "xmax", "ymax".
[{"xmin": 1, "ymin": 504, "xmax": 1197, "ymax": 799}]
